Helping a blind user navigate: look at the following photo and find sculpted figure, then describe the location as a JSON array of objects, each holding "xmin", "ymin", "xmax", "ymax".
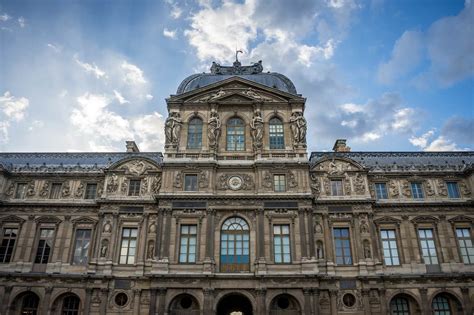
[
  {"xmin": 290, "ymin": 112, "xmax": 299, "ymax": 143},
  {"xmin": 208, "ymin": 110, "xmax": 221, "ymax": 150},
  {"xmin": 147, "ymin": 241, "xmax": 155, "ymax": 259},
  {"xmin": 165, "ymin": 112, "xmax": 183, "ymax": 145},
  {"xmin": 289, "ymin": 111, "xmax": 307, "ymax": 145},
  {"xmin": 250, "ymin": 111, "xmax": 264, "ymax": 150},
  {"xmin": 100, "ymin": 240, "xmax": 108, "ymax": 258}
]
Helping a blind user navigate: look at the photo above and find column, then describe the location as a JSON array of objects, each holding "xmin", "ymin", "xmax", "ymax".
[
  {"xmin": 303, "ymin": 288, "xmax": 312, "ymax": 315},
  {"xmin": 299, "ymin": 209, "xmax": 308, "ymax": 258},
  {"xmin": 19, "ymin": 215, "xmax": 36, "ymax": 261},
  {"xmin": 149, "ymin": 289, "xmax": 157, "ymax": 315},
  {"xmin": 203, "ymin": 288, "xmax": 215, "ymax": 314},
  {"xmin": 83, "ymin": 288, "xmax": 93, "ymax": 315},
  {"xmin": 312, "ymin": 289, "xmax": 320, "ymax": 315},
  {"xmin": 257, "ymin": 208, "xmax": 265, "ymax": 260},
  {"xmin": 419, "ymin": 288, "xmax": 429, "ymax": 315},
  {"xmin": 361, "ymin": 289, "xmax": 371, "ymax": 315},
  {"xmin": 100, "ymin": 288, "xmax": 109, "ymax": 315},
  {"xmin": 329, "ymin": 289, "xmax": 337, "ymax": 315},
  {"xmin": 205, "ymin": 209, "xmax": 215, "ymax": 259},
  {"xmin": 256, "ymin": 288, "xmax": 266, "ymax": 315},
  {"xmin": 307, "ymin": 211, "xmax": 315, "ymax": 258},
  {"xmin": 461, "ymin": 287, "xmax": 472, "ymax": 315},
  {"xmin": 161, "ymin": 211, "xmax": 172, "ymax": 258},
  {"xmin": 155, "ymin": 210, "xmax": 164, "ymax": 259},
  {"xmin": 323, "ymin": 214, "xmax": 334, "ymax": 262},
  {"xmin": 133, "ymin": 289, "xmax": 141, "ymax": 315},
  {"xmin": 1, "ymin": 286, "xmax": 12, "ymax": 315},
  {"xmin": 157, "ymin": 288, "xmax": 167, "ymax": 315},
  {"xmin": 57, "ymin": 216, "xmax": 71, "ymax": 263},
  {"xmin": 379, "ymin": 289, "xmax": 387, "ymax": 315},
  {"xmin": 42, "ymin": 287, "xmax": 53, "ymax": 315}
]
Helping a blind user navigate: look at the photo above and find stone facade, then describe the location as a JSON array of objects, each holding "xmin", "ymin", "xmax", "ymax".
[{"xmin": 0, "ymin": 61, "xmax": 473, "ymax": 315}]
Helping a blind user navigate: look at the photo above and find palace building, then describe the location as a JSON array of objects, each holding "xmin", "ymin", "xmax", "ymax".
[{"xmin": 0, "ymin": 59, "xmax": 473, "ymax": 315}]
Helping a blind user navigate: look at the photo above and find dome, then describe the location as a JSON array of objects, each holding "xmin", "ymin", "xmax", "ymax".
[{"xmin": 176, "ymin": 60, "xmax": 297, "ymax": 95}]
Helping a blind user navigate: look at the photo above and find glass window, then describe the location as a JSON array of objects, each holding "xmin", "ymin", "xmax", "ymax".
[
  {"xmin": 34, "ymin": 228, "xmax": 55, "ymax": 264},
  {"xmin": 14, "ymin": 183, "xmax": 27, "ymax": 199},
  {"xmin": 390, "ymin": 297, "xmax": 410, "ymax": 315},
  {"xmin": 331, "ymin": 180, "xmax": 343, "ymax": 196},
  {"xmin": 128, "ymin": 180, "xmax": 141, "ymax": 196},
  {"xmin": 84, "ymin": 183, "xmax": 97, "ymax": 199},
  {"xmin": 119, "ymin": 228, "xmax": 138, "ymax": 264},
  {"xmin": 0, "ymin": 227, "xmax": 18, "ymax": 263},
  {"xmin": 418, "ymin": 228, "xmax": 438, "ymax": 264},
  {"xmin": 226, "ymin": 118, "xmax": 245, "ymax": 151},
  {"xmin": 184, "ymin": 175, "xmax": 198, "ymax": 191},
  {"xmin": 273, "ymin": 225, "xmax": 291, "ymax": 263},
  {"xmin": 62, "ymin": 295, "xmax": 80, "ymax": 315},
  {"xmin": 269, "ymin": 117, "xmax": 284, "ymax": 149},
  {"xmin": 375, "ymin": 183, "xmax": 388, "ymax": 199},
  {"xmin": 21, "ymin": 293, "xmax": 39, "ymax": 315},
  {"xmin": 187, "ymin": 118, "xmax": 203, "ymax": 149},
  {"xmin": 411, "ymin": 182, "xmax": 424, "ymax": 199},
  {"xmin": 381, "ymin": 229, "xmax": 400, "ymax": 265},
  {"xmin": 220, "ymin": 217, "xmax": 250, "ymax": 272},
  {"xmin": 179, "ymin": 225, "xmax": 197, "ymax": 263},
  {"xmin": 456, "ymin": 228, "xmax": 474, "ymax": 264},
  {"xmin": 432, "ymin": 296, "xmax": 451, "ymax": 315},
  {"xmin": 50, "ymin": 183, "xmax": 62, "ymax": 199},
  {"xmin": 333, "ymin": 228, "xmax": 352, "ymax": 265},
  {"xmin": 446, "ymin": 182, "xmax": 460, "ymax": 198},
  {"xmin": 72, "ymin": 229, "xmax": 91, "ymax": 265},
  {"xmin": 273, "ymin": 174, "xmax": 286, "ymax": 192}
]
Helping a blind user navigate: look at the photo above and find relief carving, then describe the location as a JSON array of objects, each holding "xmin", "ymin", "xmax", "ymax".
[
  {"xmin": 120, "ymin": 160, "xmax": 149, "ymax": 176},
  {"xmin": 323, "ymin": 177, "xmax": 330, "ymax": 195},
  {"xmin": 173, "ymin": 173, "xmax": 182, "ymax": 189},
  {"xmin": 39, "ymin": 181, "xmax": 50, "ymax": 197},
  {"xmin": 389, "ymin": 180, "xmax": 399, "ymax": 197},
  {"xmin": 120, "ymin": 180, "xmax": 128, "ymax": 194},
  {"xmin": 151, "ymin": 175, "xmax": 162, "ymax": 193},
  {"xmin": 218, "ymin": 174, "xmax": 254, "ymax": 190},
  {"xmin": 196, "ymin": 88, "xmax": 226, "ymax": 102},
  {"xmin": 437, "ymin": 179, "xmax": 447, "ymax": 196},
  {"xmin": 106, "ymin": 174, "xmax": 119, "ymax": 193},
  {"xmin": 242, "ymin": 87, "xmax": 274, "ymax": 102},
  {"xmin": 26, "ymin": 181, "xmax": 36, "ymax": 197},
  {"xmin": 165, "ymin": 112, "xmax": 182, "ymax": 146},
  {"xmin": 289, "ymin": 111, "xmax": 307, "ymax": 146},
  {"xmin": 401, "ymin": 180, "xmax": 411, "ymax": 197},
  {"xmin": 75, "ymin": 182, "xmax": 85, "ymax": 198},
  {"xmin": 5, "ymin": 182, "xmax": 15, "ymax": 196},
  {"xmin": 459, "ymin": 181, "xmax": 471, "ymax": 195},
  {"xmin": 344, "ymin": 176, "xmax": 351, "ymax": 195},
  {"xmin": 262, "ymin": 172, "xmax": 272, "ymax": 188},
  {"xmin": 353, "ymin": 173, "xmax": 365, "ymax": 194},
  {"xmin": 61, "ymin": 181, "xmax": 71, "ymax": 197},
  {"xmin": 140, "ymin": 177, "xmax": 149, "ymax": 195},
  {"xmin": 310, "ymin": 173, "xmax": 320, "ymax": 196},
  {"xmin": 425, "ymin": 180, "xmax": 435, "ymax": 196},
  {"xmin": 288, "ymin": 171, "xmax": 298, "ymax": 188},
  {"xmin": 199, "ymin": 171, "xmax": 209, "ymax": 188}
]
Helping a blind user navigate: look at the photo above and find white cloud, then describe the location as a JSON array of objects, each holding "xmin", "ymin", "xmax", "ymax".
[
  {"xmin": 425, "ymin": 136, "xmax": 461, "ymax": 151},
  {"xmin": 0, "ymin": 121, "xmax": 9, "ymax": 144},
  {"xmin": 47, "ymin": 43, "xmax": 62, "ymax": 53},
  {"xmin": 409, "ymin": 129, "xmax": 467, "ymax": 151},
  {"xmin": 0, "ymin": 13, "xmax": 10, "ymax": 22},
  {"xmin": 0, "ymin": 91, "xmax": 29, "ymax": 121},
  {"xmin": 28, "ymin": 120, "xmax": 44, "ymax": 131},
  {"xmin": 340, "ymin": 103, "xmax": 364, "ymax": 114},
  {"xmin": 113, "ymin": 90, "xmax": 129, "ymax": 104},
  {"xmin": 409, "ymin": 129, "xmax": 435, "ymax": 148},
  {"xmin": 121, "ymin": 61, "xmax": 147, "ymax": 85},
  {"xmin": 170, "ymin": 3, "xmax": 183, "ymax": 19},
  {"xmin": 391, "ymin": 107, "xmax": 415, "ymax": 131},
  {"xmin": 145, "ymin": 94, "xmax": 154, "ymax": 100},
  {"xmin": 18, "ymin": 16, "xmax": 25, "ymax": 28},
  {"xmin": 74, "ymin": 55, "xmax": 107, "ymax": 79},
  {"xmin": 131, "ymin": 112, "xmax": 165, "ymax": 151},
  {"xmin": 163, "ymin": 28, "xmax": 177, "ymax": 39}
]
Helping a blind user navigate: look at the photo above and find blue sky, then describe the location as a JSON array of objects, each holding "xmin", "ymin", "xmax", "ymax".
[{"xmin": 0, "ymin": 0, "xmax": 472, "ymax": 152}]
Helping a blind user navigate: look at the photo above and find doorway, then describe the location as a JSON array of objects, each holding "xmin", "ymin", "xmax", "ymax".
[{"xmin": 216, "ymin": 293, "xmax": 253, "ymax": 315}]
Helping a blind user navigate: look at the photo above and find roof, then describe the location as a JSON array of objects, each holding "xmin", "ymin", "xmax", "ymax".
[
  {"xmin": 309, "ymin": 151, "xmax": 474, "ymax": 172},
  {"xmin": 176, "ymin": 60, "xmax": 297, "ymax": 95},
  {"xmin": 0, "ymin": 152, "xmax": 163, "ymax": 173}
]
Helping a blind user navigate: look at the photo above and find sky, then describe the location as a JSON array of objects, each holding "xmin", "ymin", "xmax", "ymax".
[{"xmin": 0, "ymin": 0, "xmax": 473, "ymax": 153}]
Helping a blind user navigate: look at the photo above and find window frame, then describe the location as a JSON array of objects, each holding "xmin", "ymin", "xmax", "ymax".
[
  {"xmin": 128, "ymin": 179, "xmax": 141, "ymax": 197},
  {"xmin": 184, "ymin": 174, "xmax": 199, "ymax": 192},
  {"xmin": 455, "ymin": 227, "xmax": 474, "ymax": 264},
  {"xmin": 273, "ymin": 174, "xmax": 286, "ymax": 192},
  {"xmin": 417, "ymin": 227, "xmax": 439, "ymax": 265},
  {"xmin": 61, "ymin": 295, "xmax": 81, "ymax": 315},
  {"xmin": 119, "ymin": 227, "xmax": 138, "ymax": 265},
  {"xmin": 269, "ymin": 117, "xmax": 285, "ymax": 149},
  {"xmin": 34, "ymin": 227, "xmax": 56, "ymax": 264},
  {"xmin": 374, "ymin": 182, "xmax": 388, "ymax": 200},
  {"xmin": 220, "ymin": 217, "xmax": 250, "ymax": 272},
  {"xmin": 226, "ymin": 117, "xmax": 246, "ymax": 151},
  {"xmin": 14, "ymin": 182, "xmax": 28, "ymax": 199},
  {"xmin": 187, "ymin": 117, "xmax": 203, "ymax": 149},
  {"xmin": 178, "ymin": 224, "xmax": 198, "ymax": 263},
  {"xmin": 446, "ymin": 181, "xmax": 461, "ymax": 199},
  {"xmin": 380, "ymin": 229, "xmax": 400, "ymax": 266},
  {"xmin": 49, "ymin": 182, "xmax": 63, "ymax": 199},
  {"xmin": 273, "ymin": 224, "xmax": 291, "ymax": 264},
  {"xmin": 71, "ymin": 228, "xmax": 92, "ymax": 265},
  {"xmin": 410, "ymin": 182, "xmax": 424, "ymax": 199},
  {"xmin": 390, "ymin": 297, "xmax": 410, "ymax": 315},
  {"xmin": 333, "ymin": 227, "xmax": 353, "ymax": 265},
  {"xmin": 331, "ymin": 179, "xmax": 344, "ymax": 196},
  {"xmin": 0, "ymin": 225, "xmax": 19, "ymax": 263},
  {"xmin": 84, "ymin": 183, "xmax": 98, "ymax": 199}
]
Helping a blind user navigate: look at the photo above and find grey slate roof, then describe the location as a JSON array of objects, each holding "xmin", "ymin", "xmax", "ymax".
[
  {"xmin": 176, "ymin": 61, "xmax": 298, "ymax": 95},
  {"xmin": 310, "ymin": 151, "xmax": 474, "ymax": 172},
  {"xmin": 0, "ymin": 152, "xmax": 163, "ymax": 173}
]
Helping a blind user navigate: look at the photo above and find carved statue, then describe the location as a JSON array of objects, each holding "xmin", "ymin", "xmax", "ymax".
[
  {"xmin": 165, "ymin": 112, "xmax": 182, "ymax": 145},
  {"xmin": 207, "ymin": 110, "xmax": 221, "ymax": 150},
  {"xmin": 389, "ymin": 180, "xmax": 399, "ymax": 197},
  {"xmin": 289, "ymin": 112, "xmax": 307, "ymax": 145},
  {"xmin": 75, "ymin": 182, "xmax": 85, "ymax": 198},
  {"xmin": 173, "ymin": 173, "xmax": 182, "ymax": 188},
  {"xmin": 250, "ymin": 111, "xmax": 264, "ymax": 151},
  {"xmin": 61, "ymin": 181, "xmax": 71, "ymax": 197},
  {"xmin": 100, "ymin": 239, "xmax": 108, "ymax": 258},
  {"xmin": 310, "ymin": 173, "xmax": 320, "ymax": 196},
  {"xmin": 103, "ymin": 221, "xmax": 112, "ymax": 233},
  {"xmin": 148, "ymin": 222, "xmax": 157, "ymax": 233},
  {"xmin": 197, "ymin": 88, "xmax": 226, "ymax": 102},
  {"xmin": 243, "ymin": 88, "xmax": 273, "ymax": 101},
  {"xmin": 106, "ymin": 174, "xmax": 119, "ymax": 193},
  {"xmin": 147, "ymin": 241, "xmax": 155, "ymax": 259},
  {"xmin": 354, "ymin": 174, "xmax": 365, "ymax": 195},
  {"xmin": 437, "ymin": 179, "xmax": 447, "ymax": 196},
  {"xmin": 425, "ymin": 180, "xmax": 435, "ymax": 196},
  {"xmin": 151, "ymin": 175, "xmax": 162, "ymax": 193},
  {"xmin": 39, "ymin": 181, "xmax": 50, "ymax": 197},
  {"xmin": 459, "ymin": 181, "xmax": 471, "ymax": 195},
  {"xmin": 363, "ymin": 240, "xmax": 371, "ymax": 259},
  {"xmin": 26, "ymin": 181, "xmax": 36, "ymax": 197},
  {"xmin": 316, "ymin": 240, "xmax": 324, "ymax": 259},
  {"xmin": 5, "ymin": 183, "xmax": 15, "ymax": 196}
]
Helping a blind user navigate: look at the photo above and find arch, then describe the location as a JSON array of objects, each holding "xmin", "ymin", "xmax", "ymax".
[
  {"xmin": 187, "ymin": 117, "xmax": 203, "ymax": 149},
  {"xmin": 389, "ymin": 293, "xmax": 421, "ymax": 315},
  {"xmin": 168, "ymin": 293, "xmax": 200, "ymax": 315},
  {"xmin": 220, "ymin": 216, "xmax": 250, "ymax": 272},
  {"xmin": 108, "ymin": 156, "xmax": 162, "ymax": 171},
  {"xmin": 215, "ymin": 291, "xmax": 255, "ymax": 315},
  {"xmin": 430, "ymin": 291, "xmax": 463, "ymax": 315},
  {"xmin": 311, "ymin": 156, "xmax": 365, "ymax": 172},
  {"xmin": 51, "ymin": 292, "xmax": 81, "ymax": 315},
  {"xmin": 10, "ymin": 291, "xmax": 40, "ymax": 315},
  {"xmin": 269, "ymin": 293, "xmax": 301, "ymax": 315},
  {"xmin": 226, "ymin": 117, "xmax": 246, "ymax": 151},
  {"xmin": 269, "ymin": 116, "xmax": 285, "ymax": 149}
]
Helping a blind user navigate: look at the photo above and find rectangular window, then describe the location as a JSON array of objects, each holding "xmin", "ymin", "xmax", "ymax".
[
  {"xmin": 119, "ymin": 228, "xmax": 137, "ymax": 264},
  {"xmin": 269, "ymin": 121, "xmax": 284, "ymax": 149},
  {"xmin": 84, "ymin": 183, "xmax": 97, "ymax": 199},
  {"xmin": 273, "ymin": 174, "xmax": 286, "ymax": 192},
  {"xmin": 128, "ymin": 180, "xmax": 141, "ymax": 196},
  {"xmin": 380, "ymin": 229, "xmax": 400, "ymax": 265},
  {"xmin": 375, "ymin": 183, "xmax": 388, "ymax": 199},
  {"xmin": 34, "ymin": 228, "xmax": 55, "ymax": 264},
  {"xmin": 179, "ymin": 225, "xmax": 197, "ymax": 263},
  {"xmin": 418, "ymin": 228, "xmax": 438, "ymax": 264},
  {"xmin": 14, "ymin": 183, "xmax": 27, "ymax": 199},
  {"xmin": 273, "ymin": 225, "xmax": 291, "ymax": 263},
  {"xmin": 456, "ymin": 228, "xmax": 474, "ymax": 264},
  {"xmin": 447, "ymin": 182, "xmax": 460, "ymax": 198},
  {"xmin": 411, "ymin": 182, "xmax": 424, "ymax": 199},
  {"xmin": 333, "ymin": 228, "xmax": 352, "ymax": 265},
  {"xmin": 184, "ymin": 175, "xmax": 198, "ymax": 191},
  {"xmin": 72, "ymin": 229, "xmax": 91, "ymax": 265},
  {"xmin": 0, "ymin": 228, "xmax": 18, "ymax": 263},
  {"xmin": 331, "ymin": 180, "xmax": 343, "ymax": 196},
  {"xmin": 50, "ymin": 183, "xmax": 62, "ymax": 199}
]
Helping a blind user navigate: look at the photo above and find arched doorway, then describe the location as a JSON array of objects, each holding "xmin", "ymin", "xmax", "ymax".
[
  {"xmin": 431, "ymin": 293, "xmax": 463, "ymax": 315},
  {"xmin": 10, "ymin": 292, "xmax": 40, "ymax": 315},
  {"xmin": 389, "ymin": 294, "xmax": 421, "ymax": 315},
  {"xmin": 51, "ymin": 293, "xmax": 81, "ymax": 315},
  {"xmin": 216, "ymin": 293, "xmax": 253, "ymax": 315},
  {"xmin": 169, "ymin": 294, "xmax": 200, "ymax": 315},
  {"xmin": 269, "ymin": 294, "xmax": 301, "ymax": 315},
  {"xmin": 220, "ymin": 217, "xmax": 250, "ymax": 272}
]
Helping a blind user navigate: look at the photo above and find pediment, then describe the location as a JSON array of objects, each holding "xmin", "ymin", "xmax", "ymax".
[
  {"xmin": 185, "ymin": 85, "xmax": 286, "ymax": 103},
  {"xmin": 312, "ymin": 157, "xmax": 365, "ymax": 174},
  {"xmin": 448, "ymin": 215, "xmax": 473, "ymax": 223},
  {"xmin": 71, "ymin": 216, "xmax": 98, "ymax": 225},
  {"xmin": 35, "ymin": 216, "xmax": 62, "ymax": 224},
  {"xmin": 109, "ymin": 158, "xmax": 161, "ymax": 175},
  {"xmin": 411, "ymin": 215, "xmax": 439, "ymax": 224},
  {"xmin": 0, "ymin": 215, "xmax": 25, "ymax": 224},
  {"xmin": 373, "ymin": 216, "xmax": 401, "ymax": 225}
]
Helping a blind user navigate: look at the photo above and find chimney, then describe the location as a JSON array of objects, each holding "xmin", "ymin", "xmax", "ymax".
[
  {"xmin": 126, "ymin": 141, "xmax": 140, "ymax": 153},
  {"xmin": 333, "ymin": 139, "xmax": 351, "ymax": 152}
]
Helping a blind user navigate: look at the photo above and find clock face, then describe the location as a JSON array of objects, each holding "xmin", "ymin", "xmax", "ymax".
[{"xmin": 228, "ymin": 176, "xmax": 243, "ymax": 190}]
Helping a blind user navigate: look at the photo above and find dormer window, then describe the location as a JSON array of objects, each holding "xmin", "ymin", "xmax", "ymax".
[
  {"xmin": 446, "ymin": 182, "xmax": 460, "ymax": 198},
  {"xmin": 50, "ymin": 183, "xmax": 62, "ymax": 199},
  {"xmin": 128, "ymin": 180, "xmax": 141, "ymax": 196},
  {"xmin": 14, "ymin": 183, "xmax": 27, "ymax": 199},
  {"xmin": 411, "ymin": 182, "xmax": 424, "ymax": 199}
]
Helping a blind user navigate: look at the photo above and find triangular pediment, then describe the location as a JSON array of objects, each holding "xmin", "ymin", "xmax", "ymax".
[
  {"xmin": 169, "ymin": 76, "xmax": 303, "ymax": 103},
  {"xmin": 0, "ymin": 215, "xmax": 25, "ymax": 224},
  {"xmin": 448, "ymin": 215, "xmax": 473, "ymax": 223},
  {"xmin": 373, "ymin": 216, "xmax": 401, "ymax": 225}
]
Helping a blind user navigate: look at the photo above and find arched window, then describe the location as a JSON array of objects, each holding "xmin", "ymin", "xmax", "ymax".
[
  {"xmin": 62, "ymin": 295, "xmax": 80, "ymax": 315},
  {"xmin": 220, "ymin": 217, "xmax": 250, "ymax": 272},
  {"xmin": 187, "ymin": 117, "xmax": 203, "ymax": 149},
  {"xmin": 390, "ymin": 297, "xmax": 410, "ymax": 315},
  {"xmin": 432, "ymin": 296, "xmax": 451, "ymax": 315},
  {"xmin": 21, "ymin": 293, "xmax": 39, "ymax": 315},
  {"xmin": 226, "ymin": 118, "xmax": 245, "ymax": 151},
  {"xmin": 269, "ymin": 117, "xmax": 284, "ymax": 149}
]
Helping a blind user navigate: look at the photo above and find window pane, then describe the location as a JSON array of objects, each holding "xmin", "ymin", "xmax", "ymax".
[
  {"xmin": 187, "ymin": 118, "xmax": 203, "ymax": 149},
  {"xmin": 269, "ymin": 117, "xmax": 284, "ymax": 149},
  {"xmin": 120, "ymin": 228, "xmax": 137, "ymax": 264},
  {"xmin": 333, "ymin": 228, "xmax": 352, "ymax": 265},
  {"xmin": 185, "ymin": 175, "xmax": 198, "ymax": 191}
]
